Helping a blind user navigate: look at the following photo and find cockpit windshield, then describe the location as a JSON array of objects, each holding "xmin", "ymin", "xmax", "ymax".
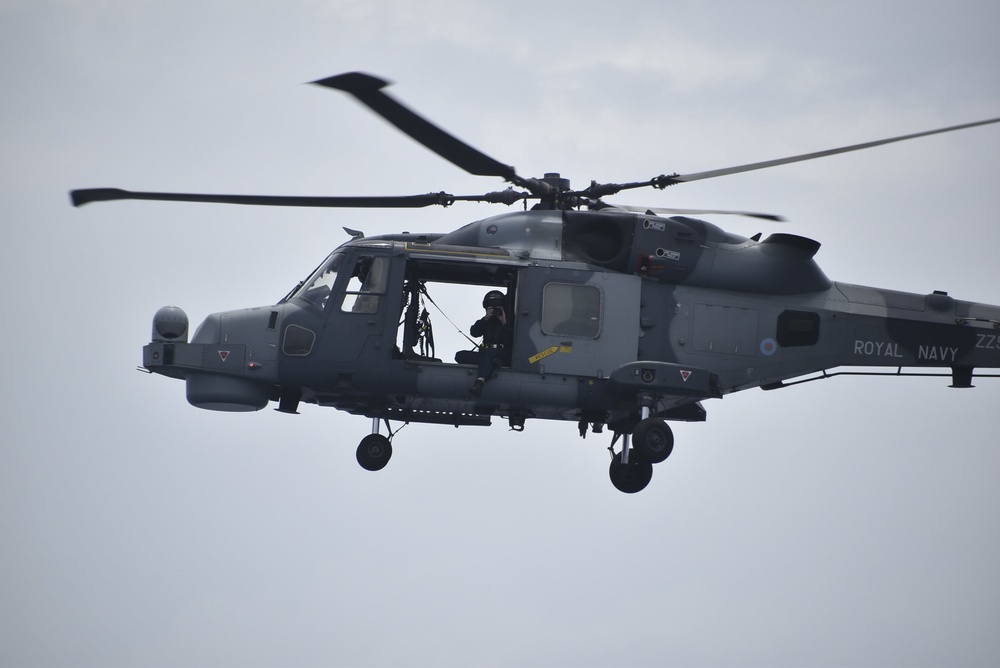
[{"xmin": 290, "ymin": 251, "xmax": 345, "ymax": 309}]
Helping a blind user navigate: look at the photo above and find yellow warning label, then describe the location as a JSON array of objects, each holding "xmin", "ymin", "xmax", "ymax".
[{"xmin": 528, "ymin": 346, "xmax": 559, "ymax": 364}]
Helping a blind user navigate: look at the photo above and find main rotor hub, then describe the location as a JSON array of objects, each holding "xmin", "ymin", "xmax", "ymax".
[{"xmin": 542, "ymin": 172, "xmax": 571, "ymax": 191}]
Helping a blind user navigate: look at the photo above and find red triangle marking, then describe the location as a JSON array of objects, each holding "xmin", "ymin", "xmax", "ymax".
[
  {"xmin": 219, "ymin": 350, "xmax": 230, "ymax": 362},
  {"xmin": 679, "ymin": 370, "xmax": 692, "ymax": 382}
]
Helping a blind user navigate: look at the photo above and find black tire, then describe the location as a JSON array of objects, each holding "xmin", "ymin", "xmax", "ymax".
[
  {"xmin": 609, "ymin": 450, "xmax": 654, "ymax": 493},
  {"xmin": 632, "ymin": 417, "xmax": 674, "ymax": 464},
  {"xmin": 356, "ymin": 434, "xmax": 392, "ymax": 471}
]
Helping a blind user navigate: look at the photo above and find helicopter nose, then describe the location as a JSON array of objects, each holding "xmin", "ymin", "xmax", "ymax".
[
  {"xmin": 142, "ymin": 306, "xmax": 282, "ymax": 412},
  {"xmin": 189, "ymin": 307, "xmax": 283, "ymax": 366}
]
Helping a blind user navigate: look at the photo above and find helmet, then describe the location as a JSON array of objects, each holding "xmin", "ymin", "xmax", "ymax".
[{"xmin": 482, "ymin": 290, "xmax": 505, "ymax": 308}]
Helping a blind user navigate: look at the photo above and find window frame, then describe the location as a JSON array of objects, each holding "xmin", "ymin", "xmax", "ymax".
[{"xmin": 540, "ymin": 282, "xmax": 603, "ymax": 339}]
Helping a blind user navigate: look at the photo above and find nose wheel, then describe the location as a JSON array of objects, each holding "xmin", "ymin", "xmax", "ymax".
[
  {"xmin": 356, "ymin": 434, "xmax": 392, "ymax": 471},
  {"xmin": 356, "ymin": 417, "xmax": 394, "ymax": 471}
]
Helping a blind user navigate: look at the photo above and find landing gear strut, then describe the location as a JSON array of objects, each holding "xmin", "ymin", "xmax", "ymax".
[
  {"xmin": 606, "ymin": 402, "xmax": 674, "ymax": 493},
  {"xmin": 356, "ymin": 417, "xmax": 393, "ymax": 471}
]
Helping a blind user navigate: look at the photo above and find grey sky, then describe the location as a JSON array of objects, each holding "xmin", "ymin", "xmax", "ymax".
[{"xmin": 2, "ymin": 1, "xmax": 1000, "ymax": 666}]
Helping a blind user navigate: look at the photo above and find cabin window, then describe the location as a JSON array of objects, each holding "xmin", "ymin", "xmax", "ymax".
[
  {"xmin": 341, "ymin": 255, "xmax": 390, "ymax": 314},
  {"xmin": 776, "ymin": 310, "xmax": 820, "ymax": 347},
  {"xmin": 541, "ymin": 283, "xmax": 602, "ymax": 338}
]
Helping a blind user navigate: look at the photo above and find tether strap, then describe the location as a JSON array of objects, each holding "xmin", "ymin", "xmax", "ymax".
[{"xmin": 421, "ymin": 287, "xmax": 480, "ymax": 348}]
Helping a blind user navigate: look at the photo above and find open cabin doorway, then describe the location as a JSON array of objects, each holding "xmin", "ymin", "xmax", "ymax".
[{"xmin": 394, "ymin": 257, "xmax": 519, "ymax": 366}]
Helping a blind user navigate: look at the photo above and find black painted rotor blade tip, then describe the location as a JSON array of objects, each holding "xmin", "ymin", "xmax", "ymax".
[
  {"xmin": 310, "ymin": 72, "xmax": 391, "ymax": 92},
  {"xmin": 70, "ymin": 188, "xmax": 125, "ymax": 207}
]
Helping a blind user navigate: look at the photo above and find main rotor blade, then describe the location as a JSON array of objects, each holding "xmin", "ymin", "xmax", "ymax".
[
  {"xmin": 70, "ymin": 188, "xmax": 460, "ymax": 208},
  {"xmin": 616, "ymin": 204, "xmax": 785, "ymax": 222},
  {"xmin": 312, "ymin": 72, "xmax": 523, "ymax": 184},
  {"xmin": 659, "ymin": 116, "xmax": 1000, "ymax": 185}
]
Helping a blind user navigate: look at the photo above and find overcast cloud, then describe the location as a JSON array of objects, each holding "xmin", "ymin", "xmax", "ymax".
[{"xmin": 2, "ymin": 1, "xmax": 1000, "ymax": 666}]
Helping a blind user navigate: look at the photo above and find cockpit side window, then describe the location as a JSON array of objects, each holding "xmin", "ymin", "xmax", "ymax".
[
  {"xmin": 292, "ymin": 251, "xmax": 345, "ymax": 310},
  {"xmin": 341, "ymin": 255, "xmax": 390, "ymax": 314}
]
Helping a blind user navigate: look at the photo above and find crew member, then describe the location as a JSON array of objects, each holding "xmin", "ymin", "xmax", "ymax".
[{"xmin": 469, "ymin": 290, "xmax": 512, "ymax": 396}]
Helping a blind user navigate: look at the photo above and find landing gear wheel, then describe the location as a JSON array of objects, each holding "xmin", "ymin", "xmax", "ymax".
[
  {"xmin": 632, "ymin": 417, "xmax": 674, "ymax": 464},
  {"xmin": 609, "ymin": 450, "xmax": 653, "ymax": 493},
  {"xmin": 356, "ymin": 434, "xmax": 392, "ymax": 471}
]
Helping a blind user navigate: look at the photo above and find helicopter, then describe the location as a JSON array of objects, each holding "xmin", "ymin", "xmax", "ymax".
[{"xmin": 71, "ymin": 72, "xmax": 1000, "ymax": 493}]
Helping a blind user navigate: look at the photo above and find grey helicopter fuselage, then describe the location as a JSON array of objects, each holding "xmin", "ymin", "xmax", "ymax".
[
  {"xmin": 72, "ymin": 70, "xmax": 1000, "ymax": 492},
  {"xmin": 142, "ymin": 206, "xmax": 1000, "ymax": 432}
]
